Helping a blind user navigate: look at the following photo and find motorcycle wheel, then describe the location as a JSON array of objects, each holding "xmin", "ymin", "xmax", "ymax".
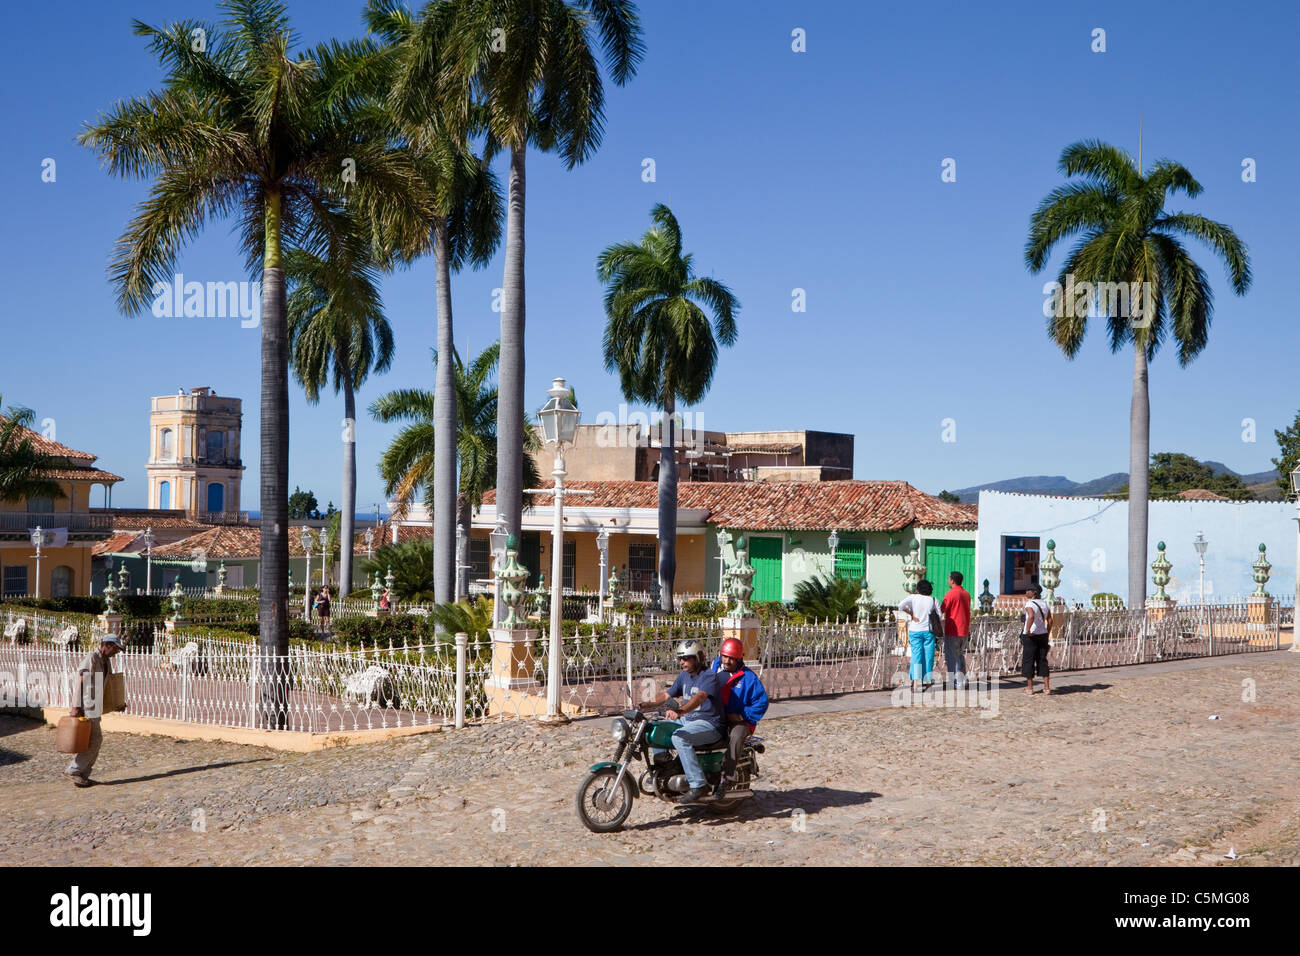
[{"xmin": 575, "ymin": 767, "xmax": 636, "ymax": 833}]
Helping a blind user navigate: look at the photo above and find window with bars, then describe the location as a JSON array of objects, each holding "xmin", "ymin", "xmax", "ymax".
[
  {"xmin": 628, "ymin": 542, "xmax": 656, "ymax": 591},
  {"xmin": 3, "ymin": 566, "xmax": 28, "ymax": 598},
  {"xmin": 563, "ymin": 539, "xmax": 576, "ymax": 590},
  {"xmin": 469, "ymin": 538, "xmax": 490, "ymax": 580}
]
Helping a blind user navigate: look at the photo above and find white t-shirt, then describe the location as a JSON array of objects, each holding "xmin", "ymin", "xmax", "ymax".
[
  {"xmin": 1023, "ymin": 599, "xmax": 1051, "ymax": 635},
  {"xmin": 898, "ymin": 595, "xmax": 941, "ymax": 634}
]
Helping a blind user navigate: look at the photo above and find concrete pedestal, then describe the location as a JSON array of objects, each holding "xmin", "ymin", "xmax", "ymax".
[
  {"xmin": 1145, "ymin": 598, "xmax": 1176, "ymax": 622},
  {"xmin": 719, "ymin": 616, "xmax": 761, "ymax": 667},
  {"xmin": 1246, "ymin": 595, "xmax": 1274, "ymax": 645},
  {"xmin": 484, "ymin": 627, "xmax": 583, "ymax": 718},
  {"xmin": 96, "ymin": 613, "xmax": 123, "ymax": 637}
]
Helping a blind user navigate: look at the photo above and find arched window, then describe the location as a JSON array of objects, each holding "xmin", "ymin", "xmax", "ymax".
[
  {"xmin": 160, "ymin": 428, "xmax": 174, "ymax": 459},
  {"xmin": 207, "ymin": 482, "xmax": 224, "ymax": 513},
  {"xmin": 159, "ymin": 480, "xmax": 171, "ymax": 510},
  {"xmin": 51, "ymin": 566, "xmax": 74, "ymax": 598}
]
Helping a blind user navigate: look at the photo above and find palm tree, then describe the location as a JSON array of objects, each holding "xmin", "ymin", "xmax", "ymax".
[
  {"xmin": 363, "ymin": 1, "xmax": 504, "ymax": 612},
  {"xmin": 371, "ymin": 342, "xmax": 541, "ymax": 594},
  {"xmin": 80, "ymin": 0, "xmax": 427, "ymax": 724},
  {"xmin": 398, "ymin": 0, "xmax": 645, "ymax": 549},
  {"xmin": 285, "ymin": 240, "xmax": 394, "ymax": 600},
  {"xmin": 360, "ymin": 540, "xmax": 434, "ymax": 601},
  {"xmin": 598, "ymin": 203, "xmax": 740, "ymax": 612},
  {"xmin": 1026, "ymin": 140, "xmax": 1250, "ymax": 606},
  {"xmin": 0, "ymin": 397, "xmax": 66, "ymax": 504}
]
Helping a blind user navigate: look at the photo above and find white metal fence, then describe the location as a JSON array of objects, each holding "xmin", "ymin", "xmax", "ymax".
[{"xmin": 1, "ymin": 600, "xmax": 1290, "ymax": 733}]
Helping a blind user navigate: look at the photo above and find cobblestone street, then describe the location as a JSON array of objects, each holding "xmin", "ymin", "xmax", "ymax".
[{"xmin": 3, "ymin": 652, "xmax": 1298, "ymax": 867}]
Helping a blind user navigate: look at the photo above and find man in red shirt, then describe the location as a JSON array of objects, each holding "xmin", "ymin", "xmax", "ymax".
[{"xmin": 940, "ymin": 571, "xmax": 972, "ymax": 688}]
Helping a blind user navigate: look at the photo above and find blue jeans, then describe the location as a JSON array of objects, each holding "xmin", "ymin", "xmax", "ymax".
[
  {"xmin": 943, "ymin": 636, "xmax": 967, "ymax": 685},
  {"xmin": 909, "ymin": 630, "xmax": 936, "ymax": 682},
  {"xmin": 671, "ymin": 719, "xmax": 722, "ymax": 789}
]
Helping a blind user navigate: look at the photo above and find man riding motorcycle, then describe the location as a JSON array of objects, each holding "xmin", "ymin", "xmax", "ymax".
[
  {"xmin": 709, "ymin": 637, "xmax": 769, "ymax": 797},
  {"xmin": 639, "ymin": 639, "xmax": 725, "ymax": 805}
]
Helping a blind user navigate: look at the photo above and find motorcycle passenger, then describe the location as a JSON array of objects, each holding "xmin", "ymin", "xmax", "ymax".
[
  {"xmin": 709, "ymin": 637, "xmax": 769, "ymax": 797},
  {"xmin": 640, "ymin": 639, "xmax": 725, "ymax": 805}
]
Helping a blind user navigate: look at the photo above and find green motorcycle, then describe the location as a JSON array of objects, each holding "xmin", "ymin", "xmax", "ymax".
[{"xmin": 575, "ymin": 707, "xmax": 764, "ymax": 833}]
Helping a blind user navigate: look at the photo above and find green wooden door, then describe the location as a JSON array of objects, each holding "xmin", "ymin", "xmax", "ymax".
[
  {"xmin": 749, "ymin": 536, "xmax": 783, "ymax": 602},
  {"xmin": 925, "ymin": 539, "xmax": 975, "ymax": 603}
]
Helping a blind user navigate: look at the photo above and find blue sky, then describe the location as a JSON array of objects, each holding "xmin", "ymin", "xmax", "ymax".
[{"xmin": 2, "ymin": 0, "xmax": 1297, "ymax": 510}]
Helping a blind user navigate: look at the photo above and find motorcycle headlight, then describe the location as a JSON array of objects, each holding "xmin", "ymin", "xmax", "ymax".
[{"xmin": 611, "ymin": 718, "xmax": 629, "ymax": 741}]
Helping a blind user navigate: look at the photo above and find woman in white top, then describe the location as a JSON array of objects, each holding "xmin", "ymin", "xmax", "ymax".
[
  {"xmin": 1021, "ymin": 584, "xmax": 1052, "ymax": 695},
  {"xmin": 898, "ymin": 579, "xmax": 942, "ymax": 693}
]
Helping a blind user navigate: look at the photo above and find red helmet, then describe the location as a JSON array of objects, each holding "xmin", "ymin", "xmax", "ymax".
[{"xmin": 720, "ymin": 638, "xmax": 745, "ymax": 660}]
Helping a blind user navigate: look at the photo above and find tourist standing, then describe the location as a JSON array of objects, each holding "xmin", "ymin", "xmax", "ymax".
[
  {"xmin": 899, "ymin": 580, "xmax": 943, "ymax": 694},
  {"xmin": 940, "ymin": 571, "xmax": 972, "ymax": 688},
  {"xmin": 65, "ymin": 634, "xmax": 124, "ymax": 787},
  {"xmin": 314, "ymin": 586, "xmax": 331, "ymax": 635},
  {"xmin": 1022, "ymin": 584, "xmax": 1052, "ymax": 695}
]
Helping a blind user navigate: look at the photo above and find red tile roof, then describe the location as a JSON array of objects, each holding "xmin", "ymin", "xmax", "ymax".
[
  {"xmin": 0, "ymin": 416, "xmax": 98, "ymax": 462},
  {"xmin": 92, "ymin": 532, "xmax": 144, "ymax": 556},
  {"xmin": 1177, "ymin": 488, "xmax": 1229, "ymax": 501},
  {"xmin": 481, "ymin": 480, "xmax": 978, "ymax": 531},
  {"xmin": 153, "ymin": 524, "xmax": 382, "ymax": 559},
  {"xmin": 41, "ymin": 467, "xmax": 124, "ymax": 482}
]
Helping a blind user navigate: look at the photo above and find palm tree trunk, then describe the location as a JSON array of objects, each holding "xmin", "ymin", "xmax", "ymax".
[
  {"xmin": 658, "ymin": 396, "xmax": 677, "ymax": 613},
  {"xmin": 496, "ymin": 143, "xmax": 526, "ymax": 547},
  {"xmin": 259, "ymin": 190, "xmax": 289, "ymax": 729},
  {"xmin": 1127, "ymin": 339, "xmax": 1151, "ymax": 607},
  {"xmin": 433, "ymin": 218, "xmax": 457, "ymax": 616},
  {"xmin": 339, "ymin": 361, "xmax": 357, "ymax": 601}
]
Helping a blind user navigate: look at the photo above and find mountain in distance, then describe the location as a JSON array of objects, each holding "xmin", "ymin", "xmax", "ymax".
[{"xmin": 946, "ymin": 463, "xmax": 1282, "ymax": 503}]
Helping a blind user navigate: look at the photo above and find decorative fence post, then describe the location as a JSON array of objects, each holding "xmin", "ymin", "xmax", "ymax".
[
  {"xmin": 977, "ymin": 579, "xmax": 994, "ymax": 615},
  {"xmin": 720, "ymin": 536, "xmax": 760, "ymax": 663},
  {"xmin": 454, "ymin": 631, "xmax": 468, "ymax": 729},
  {"xmin": 1144, "ymin": 543, "xmax": 1176, "ymax": 661},
  {"xmin": 1247, "ymin": 543, "xmax": 1274, "ymax": 642},
  {"xmin": 484, "ymin": 536, "xmax": 561, "ymax": 718},
  {"xmin": 901, "ymin": 539, "xmax": 925, "ymax": 594}
]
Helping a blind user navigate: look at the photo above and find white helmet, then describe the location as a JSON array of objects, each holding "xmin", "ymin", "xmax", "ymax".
[{"xmin": 674, "ymin": 639, "xmax": 703, "ymax": 661}]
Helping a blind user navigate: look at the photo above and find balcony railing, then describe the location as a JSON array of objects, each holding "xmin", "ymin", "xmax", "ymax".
[
  {"xmin": 0, "ymin": 512, "xmax": 113, "ymax": 532},
  {"xmin": 198, "ymin": 511, "xmax": 251, "ymax": 525}
]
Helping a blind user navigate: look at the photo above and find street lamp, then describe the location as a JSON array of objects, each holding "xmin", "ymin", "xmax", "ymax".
[
  {"xmin": 300, "ymin": 527, "xmax": 313, "ymax": 617},
  {"xmin": 320, "ymin": 527, "xmax": 332, "ymax": 588},
  {"xmin": 1193, "ymin": 531, "xmax": 1208, "ymax": 605},
  {"xmin": 30, "ymin": 526, "xmax": 44, "ymax": 599},
  {"xmin": 490, "ymin": 516, "xmax": 509, "ymax": 627},
  {"xmin": 716, "ymin": 527, "xmax": 730, "ymax": 603},
  {"xmin": 828, "ymin": 528, "xmax": 840, "ymax": 579},
  {"xmin": 537, "ymin": 377, "xmax": 579, "ymax": 723},
  {"xmin": 455, "ymin": 521, "xmax": 467, "ymax": 603},
  {"xmin": 596, "ymin": 526, "xmax": 610, "ymax": 622},
  {"xmin": 141, "ymin": 525, "xmax": 156, "ymax": 594},
  {"xmin": 364, "ymin": 526, "xmax": 374, "ymax": 562}
]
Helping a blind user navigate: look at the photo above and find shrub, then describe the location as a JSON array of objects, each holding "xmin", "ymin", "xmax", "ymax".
[
  {"xmin": 1091, "ymin": 593, "xmax": 1125, "ymax": 610},
  {"xmin": 118, "ymin": 595, "xmax": 165, "ymax": 621},
  {"xmin": 679, "ymin": 598, "xmax": 721, "ymax": 618},
  {"xmin": 794, "ymin": 574, "xmax": 871, "ymax": 622},
  {"xmin": 0, "ymin": 595, "xmax": 105, "ymax": 615}
]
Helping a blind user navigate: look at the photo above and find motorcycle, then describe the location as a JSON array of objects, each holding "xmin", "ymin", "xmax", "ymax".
[{"xmin": 575, "ymin": 706, "xmax": 765, "ymax": 833}]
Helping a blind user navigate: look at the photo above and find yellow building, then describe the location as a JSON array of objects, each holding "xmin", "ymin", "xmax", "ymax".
[
  {"xmin": 146, "ymin": 387, "xmax": 245, "ymax": 518},
  {"xmin": 0, "ymin": 420, "xmax": 120, "ymax": 598}
]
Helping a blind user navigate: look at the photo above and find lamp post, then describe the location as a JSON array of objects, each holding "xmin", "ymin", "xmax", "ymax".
[
  {"xmin": 1291, "ymin": 465, "xmax": 1300, "ymax": 650},
  {"xmin": 1193, "ymin": 531, "xmax": 1208, "ymax": 606},
  {"xmin": 828, "ymin": 528, "xmax": 840, "ymax": 579},
  {"xmin": 364, "ymin": 527, "xmax": 374, "ymax": 562},
  {"xmin": 716, "ymin": 528, "xmax": 730, "ymax": 603},
  {"xmin": 455, "ymin": 522, "xmax": 467, "ymax": 603},
  {"xmin": 320, "ymin": 527, "xmax": 332, "ymax": 589},
  {"xmin": 300, "ymin": 527, "xmax": 313, "ymax": 617},
  {"xmin": 30, "ymin": 526, "xmax": 44, "ymax": 599},
  {"xmin": 537, "ymin": 377, "xmax": 579, "ymax": 723},
  {"xmin": 596, "ymin": 526, "xmax": 610, "ymax": 622},
  {"xmin": 141, "ymin": 525, "xmax": 155, "ymax": 594},
  {"xmin": 490, "ymin": 516, "xmax": 508, "ymax": 627}
]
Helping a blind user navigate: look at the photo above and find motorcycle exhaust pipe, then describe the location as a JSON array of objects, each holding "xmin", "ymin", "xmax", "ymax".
[{"xmin": 666, "ymin": 774, "xmax": 691, "ymax": 793}]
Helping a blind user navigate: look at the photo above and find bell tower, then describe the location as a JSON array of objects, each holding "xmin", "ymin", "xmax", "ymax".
[{"xmin": 146, "ymin": 387, "xmax": 245, "ymax": 517}]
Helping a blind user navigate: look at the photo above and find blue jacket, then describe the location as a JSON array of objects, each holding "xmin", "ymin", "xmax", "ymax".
[{"xmin": 709, "ymin": 656, "xmax": 770, "ymax": 729}]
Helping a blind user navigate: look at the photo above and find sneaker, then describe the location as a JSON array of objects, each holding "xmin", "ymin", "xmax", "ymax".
[{"xmin": 677, "ymin": 787, "xmax": 708, "ymax": 805}]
